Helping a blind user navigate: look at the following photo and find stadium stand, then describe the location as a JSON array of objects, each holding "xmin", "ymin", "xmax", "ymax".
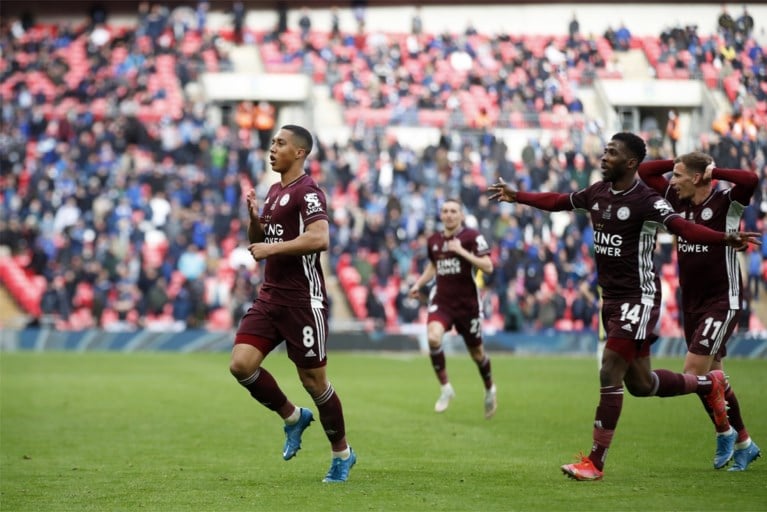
[{"xmin": 0, "ymin": 3, "xmax": 765, "ymax": 336}]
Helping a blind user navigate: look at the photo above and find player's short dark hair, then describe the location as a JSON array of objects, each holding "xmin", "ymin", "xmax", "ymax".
[
  {"xmin": 612, "ymin": 132, "xmax": 647, "ymax": 163},
  {"xmin": 675, "ymin": 151, "xmax": 712, "ymax": 174},
  {"xmin": 281, "ymin": 124, "xmax": 313, "ymax": 155}
]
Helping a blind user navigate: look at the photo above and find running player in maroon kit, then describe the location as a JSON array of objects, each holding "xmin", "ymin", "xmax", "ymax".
[
  {"xmin": 228, "ymin": 125, "xmax": 356, "ymax": 483},
  {"xmin": 408, "ymin": 199, "xmax": 497, "ymax": 418},
  {"xmin": 639, "ymin": 151, "xmax": 761, "ymax": 471},
  {"xmin": 488, "ymin": 132, "xmax": 761, "ymax": 481}
]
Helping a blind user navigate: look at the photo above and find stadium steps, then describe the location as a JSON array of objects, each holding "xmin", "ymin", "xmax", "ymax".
[
  {"xmin": 614, "ymin": 48, "xmax": 651, "ymax": 80},
  {"xmin": 0, "ymin": 284, "xmax": 27, "ymax": 329},
  {"xmin": 322, "ymin": 253, "xmax": 353, "ymax": 321},
  {"xmin": 228, "ymin": 45, "xmax": 263, "ymax": 73}
]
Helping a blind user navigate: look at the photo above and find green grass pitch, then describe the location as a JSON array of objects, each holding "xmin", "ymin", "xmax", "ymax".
[{"xmin": 1, "ymin": 351, "xmax": 765, "ymax": 511}]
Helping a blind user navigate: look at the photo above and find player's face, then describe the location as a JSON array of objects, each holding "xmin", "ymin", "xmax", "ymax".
[
  {"xmin": 670, "ymin": 162, "xmax": 696, "ymax": 200},
  {"xmin": 600, "ymin": 140, "xmax": 632, "ymax": 183},
  {"xmin": 269, "ymin": 129, "xmax": 302, "ymax": 173},
  {"xmin": 440, "ymin": 201, "xmax": 463, "ymax": 231}
]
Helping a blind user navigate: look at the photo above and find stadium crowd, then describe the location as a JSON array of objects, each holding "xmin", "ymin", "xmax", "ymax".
[{"xmin": 0, "ymin": 3, "xmax": 765, "ymax": 335}]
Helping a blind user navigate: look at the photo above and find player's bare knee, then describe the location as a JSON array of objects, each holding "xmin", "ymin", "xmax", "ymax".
[
  {"xmin": 427, "ymin": 337, "xmax": 442, "ymax": 350},
  {"xmin": 229, "ymin": 357, "xmax": 254, "ymax": 380}
]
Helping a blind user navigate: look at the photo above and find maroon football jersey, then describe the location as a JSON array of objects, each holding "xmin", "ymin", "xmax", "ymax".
[
  {"xmin": 257, "ymin": 174, "xmax": 329, "ymax": 308},
  {"xmin": 570, "ymin": 180, "xmax": 681, "ymax": 301},
  {"xmin": 662, "ymin": 185, "xmax": 745, "ymax": 312},
  {"xmin": 426, "ymin": 227, "xmax": 491, "ymax": 311}
]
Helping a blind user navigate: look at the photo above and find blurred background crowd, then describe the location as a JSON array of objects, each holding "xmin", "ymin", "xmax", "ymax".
[{"xmin": 0, "ymin": 1, "xmax": 765, "ymax": 336}]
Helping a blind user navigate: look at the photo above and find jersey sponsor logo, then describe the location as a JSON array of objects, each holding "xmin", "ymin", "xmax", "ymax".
[
  {"xmin": 699, "ymin": 339, "xmax": 710, "ymax": 348},
  {"xmin": 622, "ymin": 323, "xmax": 633, "ymax": 332},
  {"xmin": 701, "ymin": 207, "xmax": 713, "ymax": 221},
  {"xmin": 677, "ymin": 238, "xmax": 710, "ymax": 253},
  {"xmin": 263, "ymin": 223, "xmax": 285, "ymax": 243},
  {"xmin": 617, "ymin": 206, "xmax": 630, "ymax": 220},
  {"xmin": 304, "ymin": 192, "xmax": 323, "ymax": 215},
  {"xmin": 436, "ymin": 257, "xmax": 461, "ymax": 275},
  {"xmin": 279, "ymin": 194, "xmax": 290, "ymax": 206},
  {"xmin": 592, "ymin": 203, "xmax": 600, "ymax": 211},
  {"xmin": 305, "ymin": 349, "xmax": 317, "ymax": 357},
  {"xmin": 653, "ymin": 198, "xmax": 674, "ymax": 216},
  {"xmin": 593, "ymin": 231, "xmax": 623, "ymax": 256}
]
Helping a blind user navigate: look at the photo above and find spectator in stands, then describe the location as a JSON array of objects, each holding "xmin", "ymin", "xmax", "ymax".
[
  {"xmin": 232, "ymin": 1, "xmax": 245, "ymax": 44},
  {"xmin": 736, "ymin": 6, "xmax": 754, "ymax": 37},
  {"xmin": 718, "ymin": 5, "xmax": 736, "ymax": 36},
  {"xmin": 253, "ymin": 101, "xmax": 276, "ymax": 152},
  {"xmin": 639, "ymin": 151, "xmax": 761, "ymax": 471},
  {"xmin": 39, "ymin": 275, "xmax": 72, "ymax": 327},
  {"xmin": 298, "ymin": 7, "xmax": 312, "ymax": 42},
  {"xmin": 411, "ymin": 6, "xmax": 423, "ymax": 36},
  {"xmin": 666, "ymin": 108, "xmax": 681, "ymax": 157},
  {"xmin": 567, "ymin": 12, "xmax": 580, "ymax": 46},
  {"xmin": 407, "ymin": 198, "xmax": 497, "ymax": 419},
  {"xmin": 614, "ymin": 22, "xmax": 632, "ymax": 51}
]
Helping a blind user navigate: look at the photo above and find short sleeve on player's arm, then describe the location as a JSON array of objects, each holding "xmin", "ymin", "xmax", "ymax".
[{"xmin": 300, "ymin": 187, "xmax": 329, "ymax": 225}]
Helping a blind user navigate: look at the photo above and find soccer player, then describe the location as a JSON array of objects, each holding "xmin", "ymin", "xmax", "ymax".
[
  {"xmin": 639, "ymin": 152, "xmax": 761, "ymax": 471},
  {"xmin": 228, "ymin": 125, "xmax": 356, "ymax": 483},
  {"xmin": 487, "ymin": 132, "xmax": 761, "ymax": 481},
  {"xmin": 408, "ymin": 199, "xmax": 498, "ymax": 418}
]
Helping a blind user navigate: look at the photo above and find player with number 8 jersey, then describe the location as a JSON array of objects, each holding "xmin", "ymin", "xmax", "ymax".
[{"xmin": 229, "ymin": 125, "xmax": 356, "ymax": 483}]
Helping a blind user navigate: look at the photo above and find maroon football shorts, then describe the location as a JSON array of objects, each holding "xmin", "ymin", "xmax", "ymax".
[
  {"xmin": 682, "ymin": 309, "xmax": 739, "ymax": 361},
  {"xmin": 427, "ymin": 302, "xmax": 483, "ymax": 347},
  {"xmin": 235, "ymin": 299, "xmax": 328, "ymax": 369}
]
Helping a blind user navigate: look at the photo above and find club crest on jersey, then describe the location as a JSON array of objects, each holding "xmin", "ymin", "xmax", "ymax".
[
  {"xmin": 279, "ymin": 194, "xmax": 290, "ymax": 206},
  {"xmin": 701, "ymin": 208, "xmax": 713, "ymax": 221},
  {"xmin": 617, "ymin": 206, "xmax": 630, "ymax": 220},
  {"xmin": 304, "ymin": 192, "xmax": 323, "ymax": 215},
  {"xmin": 652, "ymin": 199, "xmax": 673, "ymax": 216}
]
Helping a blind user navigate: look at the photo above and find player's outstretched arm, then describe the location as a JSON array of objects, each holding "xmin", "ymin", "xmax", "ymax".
[
  {"xmin": 487, "ymin": 178, "xmax": 572, "ymax": 211},
  {"xmin": 668, "ymin": 217, "xmax": 762, "ymax": 250}
]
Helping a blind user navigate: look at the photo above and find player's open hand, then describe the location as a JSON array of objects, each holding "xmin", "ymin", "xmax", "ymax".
[
  {"xmin": 725, "ymin": 231, "xmax": 762, "ymax": 251},
  {"xmin": 487, "ymin": 177, "xmax": 518, "ymax": 203},
  {"xmin": 246, "ymin": 189, "xmax": 259, "ymax": 220}
]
